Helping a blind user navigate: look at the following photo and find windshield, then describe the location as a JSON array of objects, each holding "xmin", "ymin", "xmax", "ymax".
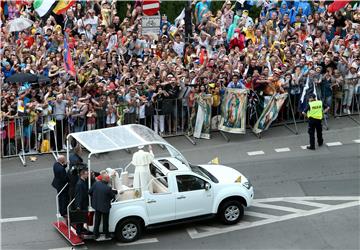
[
  {"xmin": 166, "ymin": 145, "xmax": 189, "ymax": 167},
  {"xmin": 190, "ymin": 165, "xmax": 219, "ymax": 183}
]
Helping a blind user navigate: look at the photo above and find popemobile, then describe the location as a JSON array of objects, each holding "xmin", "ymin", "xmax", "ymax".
[{"xmin": 53, "ymin": 124, "xmax": 254, "ymax": 246}]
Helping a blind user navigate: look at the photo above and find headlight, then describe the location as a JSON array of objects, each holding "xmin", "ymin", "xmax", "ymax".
[
  {"xmin": 235, "ymin": 176, "xmax": 241, "ymax": 183},
  {"xmin": 242, "ymin": 181, "xmax": 252, "ymax": 189}
]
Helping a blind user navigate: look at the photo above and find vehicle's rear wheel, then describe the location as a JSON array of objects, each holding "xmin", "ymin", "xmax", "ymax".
[
  {"xmin": 115, "ymin": 218, "xmax": 142, "ymax": 243},
  {"xmin": 218, "ymin": 200, "xmax": 244, "ymax": 225}
]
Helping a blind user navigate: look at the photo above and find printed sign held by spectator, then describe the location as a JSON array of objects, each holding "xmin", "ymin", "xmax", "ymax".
[{"xmin": 141, "ymin": 15, "xmax": 161, "ymax": 35}]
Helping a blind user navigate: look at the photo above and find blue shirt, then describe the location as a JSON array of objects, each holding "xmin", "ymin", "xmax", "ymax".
[
  {"xmin": 227, "ymin": 80, "xmax": 245, "ymax": 89},
  {"xmin": 2, "ymin": 66, "xmax": 15, "ymax": 79},
  {"xmin": 195, "ymin": 2, "xmax": 209, "ymax": 23}
]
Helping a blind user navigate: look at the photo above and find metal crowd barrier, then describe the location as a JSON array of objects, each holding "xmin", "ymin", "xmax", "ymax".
[{"xmin": 1, "ymin": 86, "xmax": 359, "ymax": 164}]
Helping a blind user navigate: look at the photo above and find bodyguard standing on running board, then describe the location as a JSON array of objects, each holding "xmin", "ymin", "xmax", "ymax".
[{"xmin": 302, "ymin": 93, "xmax": 329, "ymax": 150}]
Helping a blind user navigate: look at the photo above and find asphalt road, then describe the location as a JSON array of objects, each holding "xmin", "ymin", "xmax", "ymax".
[{"xmin": 1, "ymin": 117, "xmax": 359, "ymax": 250}]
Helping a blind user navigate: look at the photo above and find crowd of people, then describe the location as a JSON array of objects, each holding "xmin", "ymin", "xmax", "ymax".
[{"xmin": 1, "ymin": 0, "xmax": 360, "ymax": 154}]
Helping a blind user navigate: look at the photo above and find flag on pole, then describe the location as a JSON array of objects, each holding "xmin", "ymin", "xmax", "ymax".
[
  {"xmin": 33, "ymin": 0, "xmax": 56, "ymax": 17},
  {"xmin": 63, "ymin": 34, "xmax": 76, "ymax": 77},
  {"xmin": 53, "ymin": 0, "xmax": 75, "ymax": 15},
  {"xmin": 327, "ymin": 0, "xmax": 350, "ymax": 13},
  {"xmin": 299, "ymin": 76, "xmax": 317, "ymax": 112},
  {"xmin": 174, "ymin": 8, "xmax": 185, "ymax": 27},
  {"xmin": 209, "ymin": 157, "xmax": 220, "ymax": 164}
]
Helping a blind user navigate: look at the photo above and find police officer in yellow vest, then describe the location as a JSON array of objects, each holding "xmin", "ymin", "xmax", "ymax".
[{"xmin": 302, "ymin": 94, "xmax": 329, "ymax": 150}]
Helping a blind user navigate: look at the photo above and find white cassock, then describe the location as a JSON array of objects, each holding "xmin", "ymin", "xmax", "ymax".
[{"xmin": 132, "ymin": 149, "xmax": 154, "ymax": 193}]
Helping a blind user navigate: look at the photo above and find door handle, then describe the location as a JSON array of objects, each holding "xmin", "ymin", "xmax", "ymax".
[
  {"xmin": 147, "ymin": 199, "xmax": 156, "ymax": 203},
  {"xmin": 177, "ymin": 195, "xmax": 186, "ymax": 199}
]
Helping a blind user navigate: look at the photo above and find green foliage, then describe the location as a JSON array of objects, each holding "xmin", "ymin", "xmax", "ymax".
[
  {"xmin": 160, "ymin": 2, "xmax": 187, "ymax": 22},
  {"xmin": 116, "ymin": 1, "xmax": 131, "ymax": 21}
]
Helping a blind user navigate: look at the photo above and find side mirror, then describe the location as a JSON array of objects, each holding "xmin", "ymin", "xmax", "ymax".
[{"xmin": 205, "ymin": 182, "xmax": 211, "ymax": 191}]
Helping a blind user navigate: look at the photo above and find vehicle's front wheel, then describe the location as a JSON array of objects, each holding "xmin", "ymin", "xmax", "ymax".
[
  {"xmin": 115, "ymin": 218, "xmax": 142, "ymax": 243},
  {"xmin": 218, "ymin": 200, "xmax": 244, "ymax": 225}
]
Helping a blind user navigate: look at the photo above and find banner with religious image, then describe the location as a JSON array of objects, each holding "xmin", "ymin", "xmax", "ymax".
[
  {"xmin": 252, "ymin": 93, "xmax": 288, "ymax": 134},
  {"xmin": 188, "ymin": 94, "xmax": 212, "ymax": 139},
  {"xmin": 219, "ymin": 88, "xmax": 248, "ymax": 134}
]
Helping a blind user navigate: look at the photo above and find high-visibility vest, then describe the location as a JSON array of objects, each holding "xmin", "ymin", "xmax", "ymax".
[{"xmin": 307, "ymin": 100, "xmax": 323, "ymax": 120}]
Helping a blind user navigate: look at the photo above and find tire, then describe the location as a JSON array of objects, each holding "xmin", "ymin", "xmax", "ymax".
[
  {"xmin": 218, "ymin": 200, "xmax": 244, "ymax": 225},
  {"xmin": 115, "ymin": 218, "xmax": 142, "ymax": 243}
]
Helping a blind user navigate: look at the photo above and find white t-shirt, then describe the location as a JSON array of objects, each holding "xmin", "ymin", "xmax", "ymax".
[
  {"xmin": 83, "ymin": 16, "xmax": 98, "ymax": 34},
  {"xmin": 173, "ymin": 41, "xmax": 185, "ymax": 57}
]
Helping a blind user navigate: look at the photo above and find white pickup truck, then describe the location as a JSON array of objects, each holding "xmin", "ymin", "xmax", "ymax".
[
  {"xmin": 60, "ymin": 125, "xmax": 254, "ymax": 244},
  {"xmin": 109, "ymin": 157, "xmax": 254, "ymax": 242}
]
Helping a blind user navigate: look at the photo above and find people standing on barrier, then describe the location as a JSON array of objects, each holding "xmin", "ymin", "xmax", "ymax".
[
  {"xmin": 71, "ymin": 101, "xmax": 88, "ymax": 133},
  {"xmin": 302, "ymin": 94, "xmax": 329, "ymax": 150},
  {"xmin": 164, "ymin": 75, "xmax": 180, "ymax": 133},
  {"xmin": 89, "ymin": 171, "xmax": 116, "ymax": 239},
  {"xmin": 152, "ymin": 86, "xmax": 167, "ymax": 136},
  {"xmin": 124, "ymin": 88, "xmax": 140, "ymax": 124},
  {"xmin": 86, "ymin": 104, "xmax": 97, "ymax": 131},
  {"xmin": 332, "ymin": 70, "xmax": 344, "ymax": 116},
  {"xmin": 321, "ymin": 69, "xmax": 334, "ymax": 113},
  {"xmin": 53, "ymin": 95, "xmax": 68, "ymax": 151},
  {"xmin": 51, "ymin": 155, "xmax": 69, "ymax": 218},
  {"xmin": 105, "ymin": 104, "xmax": 117, "ymax": 127},
  {"xmin": 342, "ymin": 62, "xmax": 359, "ymax": 115},
  {"xmin": 94, "ymin": 96, "xmax": 107, "ymax": 129},
  {"xmin": 74, "ymin": 167, "xmax": 89, "ymax": 236}
]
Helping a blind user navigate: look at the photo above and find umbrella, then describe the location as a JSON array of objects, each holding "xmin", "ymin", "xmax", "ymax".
[
  {"xmin": 7, "ymin": 17, "xmax": 34, "ymax": 32},
  {"xmin": 37, "ymin": 75, "xmax": 51, "ymax": 84},
  {"xmin": 5, "ymin": 73, "xmax": 38, "ymax": 84}
]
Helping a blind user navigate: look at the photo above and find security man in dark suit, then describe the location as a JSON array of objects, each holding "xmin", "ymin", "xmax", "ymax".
[
  {"xmin": 302, "ymin": 94, "xmax": 329, "ymax": 150},
  {"xmin": 74, "ymin": 167, "xmax": 89, "ymax": 235},
  {"xmin": 51, "ymin": 155, "xmax": 69, "ymax": 217},
  {"xmin": 89, "ymin": 172, "xmax": 117, "ymax": 239}
]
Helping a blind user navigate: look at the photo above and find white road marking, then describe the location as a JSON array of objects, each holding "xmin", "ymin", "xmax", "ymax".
[
  {"xmin": 253, "ymin": 196, "xmax": 360, "ymax": 202},
  {"xmin": 187, "ymin": 196, "xmax": 360, "ymax": 239},
  {"xmin": 274, "ymin": 147, "xmax": 290, "ymax": 153},
  {"xmin": 116, "ymin": 238, "xmax": 159, "ymax": 246},
  {"xmin": 285, "ymin": 199, "xmax": 325, "ymax": 208},
  {"xmin": 353, "ymin": 139, "xmax": 360, "ymax": 144},
  {"xmin": 0, "ymin": 216, "xmax": 38, "ymax": 223},
  {"xmin": 247, "ymin": 151, "xmax": 265, "ymax": 156},
  {"xmin": 326, "ymin": 142, "xmax": 343, "ymax": 146},
  {"xmin": 48, "ymin": 248, "xmax": 73, "ymax": 250},
  {"xmin": 300, "ymin": 145, "xmax": 309, "ymax": 149},
  {"xmin": 245, "ymin": 211, "xmax": 277, "ymax": 219},
  {"xmin": 251, "ymin": 202, "xmax": 305, "ymax": 213},
  {"xmin": 49, "ymin": 247, "xmax": 87, "ymax": 250}
]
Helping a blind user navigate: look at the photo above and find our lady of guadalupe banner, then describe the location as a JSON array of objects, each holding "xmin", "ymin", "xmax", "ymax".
[
  {"xmin": 219, "ymin": 88, "xmax": 248, "ymax": 134},
  {"xmin": 252, "ymin": 93, "xmax": 288, "ymax": 134},
  {"xmin": 188, "ymin": 94, "xmax": 212, "ymax": 139}
]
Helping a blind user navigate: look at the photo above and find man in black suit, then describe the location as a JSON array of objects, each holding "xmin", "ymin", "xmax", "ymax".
[
  {"xmin": 74, "ymin": 167, "xmax": 89, "ymax": 236},
  {"xmin": 89, "ymin": 172, "xmax": 117, "ymax": 239},
  {"xmin": 51, "ymin": 155, "xmax": 69, "ymax": 217}
]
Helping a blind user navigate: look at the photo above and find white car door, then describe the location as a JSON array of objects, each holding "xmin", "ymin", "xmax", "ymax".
[
  {"xmin": 144, "ymin": 192, "xmax": 176, "ymax": 224},
  {"xmin": 175, "ymin": 174, "xmax": 213, "ymax": 220},
  {"xmin": 145, "ymin": 164, "xmax": 176, "ymax": 224}
]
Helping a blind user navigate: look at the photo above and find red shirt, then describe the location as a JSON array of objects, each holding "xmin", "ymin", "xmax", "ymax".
[{"xmin": 17, "ymin": 36, "xmax": 34, "ymax": 48}]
